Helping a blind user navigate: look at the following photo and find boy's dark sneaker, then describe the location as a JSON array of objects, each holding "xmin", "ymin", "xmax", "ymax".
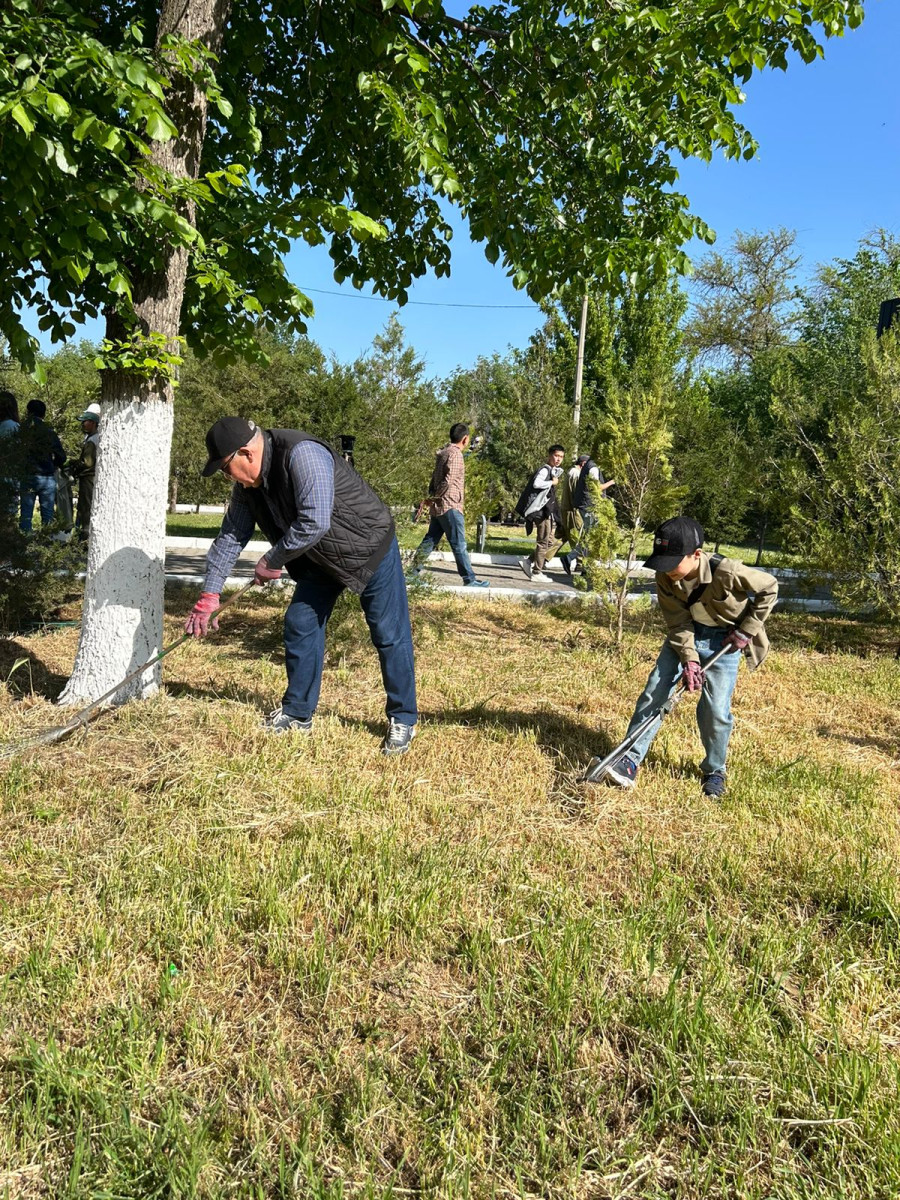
[
  {"xmin": 701, "ymin": 770, "xmax": 727, "ymax": 799},
  {"xmin": 605, "ymin": 754, "xmax": 638, "ymax": 789},
  {"xmin": 559, "ymin": 553, "xmax": 573, "ymax": 576},
  {"xmin": 382, "ymin": 719, "xmax": 417, "ymax": 756}
]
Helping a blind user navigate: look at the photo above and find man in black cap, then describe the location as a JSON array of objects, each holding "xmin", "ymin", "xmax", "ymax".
[
  {"xmin": 599, "ymin": 516, "xmax": 778, "ymax": 798},
  {"xmin": 184, "ymin": 417, "xmax": 418, "ymax": 755}
]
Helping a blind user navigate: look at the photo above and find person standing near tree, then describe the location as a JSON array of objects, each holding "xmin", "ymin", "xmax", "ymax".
[
  {"xmin": 19, "ymin": 399, "xmax": 66, "ymax": 533},
  {"xmin": 70, "ymin": 402, "xmax": 101, "ymax": 543},
  {"xmin": 0, "ymin": 390, "xmax": 20, "ymax": 517},
  {"xmin": 517, "ymin": 444, "xmax": 565, "ymax": 582},
  {"xmin": 184, "ymin": 417, "xmax": 419, "ymax": 755},
  {"xmin": 411, "ymin": 422, "xmax": 489, "ymax": 588}
]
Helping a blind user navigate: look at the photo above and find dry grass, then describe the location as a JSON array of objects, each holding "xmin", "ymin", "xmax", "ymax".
[{"xmin": 1, "ymin": 592, "xmax": 900, "ymax": 1198}]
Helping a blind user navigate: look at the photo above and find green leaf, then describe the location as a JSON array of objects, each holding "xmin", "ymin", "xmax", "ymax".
[
  {"xmin": 10, "ymin": 104, "xmax": 34, "ymax": 134},
  {"xmin": 109, "ymin": 273, "xmax": 131, "ymax": 295},
  {"xmin": 46, "ymin": 93, "xmax": 72, "ymax": 119},
  {"xmin": 126, "ymin": 60, "xmax": 148, "ymax": 88},
  {"xmin": 145, "ymin": 109, "xmax": 176, "ymax": 141}
]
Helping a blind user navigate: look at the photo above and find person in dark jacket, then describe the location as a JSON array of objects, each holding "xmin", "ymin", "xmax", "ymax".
[
  {"xmin": 70, "ymin": 402, "xmax": 101, "ymax": 542},
  {"xmin": 19, "ymin": 399, "xmax": 66, "ymax": 533},
  {"xmin": 559, "ymin": 454, "xmax": 615, "ymax": 576},
  {"xmin": 184, "ymin": 417, "xmax": 418, "ymax": 755}
]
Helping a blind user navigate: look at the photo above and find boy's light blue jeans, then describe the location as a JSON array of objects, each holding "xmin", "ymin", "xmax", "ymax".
[{"xmin": 624, "ymin": 624, "xmax": 741, "ymax": 775}]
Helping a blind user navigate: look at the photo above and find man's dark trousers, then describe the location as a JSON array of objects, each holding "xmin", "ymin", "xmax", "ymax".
[{"xmin": 281, "ymin": 540, "xmax": 417, "ymax": 724}]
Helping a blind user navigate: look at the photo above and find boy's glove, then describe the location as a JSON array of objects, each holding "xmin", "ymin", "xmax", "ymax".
[
  {"xmin": 682, "ymin": 661, "xmax": 705, "ymax": 692},
  {"xmin": 724, "ymin": 629, "xmax": 751, "ymax": 653},
  {"xmin": 254, "ymin": 554, "xmax": 283, "ymax": 585},
  {"xmin": 185, "ymin": 592, "xmax": 220, "ymax": 637}
]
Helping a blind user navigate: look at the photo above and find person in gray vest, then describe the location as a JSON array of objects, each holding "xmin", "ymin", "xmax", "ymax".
[
  {"xmin": 559, "ymin": 453, "xmax": 615, "ymax": 576},
  {"xmin": 184, "ymin": 417, "xmax": 418, "ymax": 755}
]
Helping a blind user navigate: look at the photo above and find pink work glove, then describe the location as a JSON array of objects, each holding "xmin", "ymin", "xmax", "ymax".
[
  {"xmin": 682, "ymin": 660, "xmax": 705, "ymax": 692},
  {"xmin": 724, "ymin": 628, "xmax": 751, "ymax": 653},
  {"xmin": 185, "ymin": 592, "xmax": 220, "ymax": 637},
  {"xmin": 254, "ymin": 554, "xmax": 283, "ymax": 585}
]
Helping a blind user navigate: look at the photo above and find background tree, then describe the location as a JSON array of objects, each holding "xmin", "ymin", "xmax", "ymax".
[
  {"xmin": 776, "ymin": 334, "xmax": 900, "ymax": 620},
  {"xmin": 600, "ymin": 381, "xmax": 684, "ymax": 645},
  {"xmin": 352, "ymin": 315, "xmax": 443, "ymax": 509},
  {"xmin": 0, "ymin": 0, "xmax": 867, "ymax": 703},
  {"xmin": 684, "ymin": 227, "xmax": 802, "ymax": 367}
]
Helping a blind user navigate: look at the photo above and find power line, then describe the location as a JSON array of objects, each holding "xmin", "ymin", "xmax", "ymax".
[{"xmin": 299, "ymin": 285, "xmax": 538, "ymax": 310}]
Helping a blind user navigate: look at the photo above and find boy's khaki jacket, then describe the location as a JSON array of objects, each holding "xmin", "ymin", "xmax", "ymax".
[{"xmin": 655, "ymin": 553, "xmax": 779, "ymax": 672}]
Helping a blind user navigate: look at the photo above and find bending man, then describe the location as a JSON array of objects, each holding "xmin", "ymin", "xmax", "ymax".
[{"xmin": 185, "ymin": 418, "xmax": 418, "ymax": 756}]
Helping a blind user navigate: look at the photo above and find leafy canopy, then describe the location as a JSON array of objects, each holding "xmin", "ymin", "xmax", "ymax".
[{"xmin": 0, "ymin": 0, "xmax": 866, "ymax": 372}]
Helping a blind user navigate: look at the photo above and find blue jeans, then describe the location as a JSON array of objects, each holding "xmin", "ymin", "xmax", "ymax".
[
  {"xmin": 281, "ymin": 540, "xmax": 417, "ymax": 725},
  {"xmin": 413, "ymin": 508, "xmax": 475, "ymax": 584},
  {"xmin": 624, "ymin": 625, "xmax": 741, "ymax": 775},
  {"xmin": 20, "ymin": 473, "xmax": 57, "ymax": 532}
]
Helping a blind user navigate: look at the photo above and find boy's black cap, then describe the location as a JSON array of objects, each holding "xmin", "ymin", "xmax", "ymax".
[
  {"xmin": 201, "ymin": 417, "xmax": 258, "ymax": 476},
  {"xmin": 643, "ymin": 516, "xmax": 705, "ymax": 572}
]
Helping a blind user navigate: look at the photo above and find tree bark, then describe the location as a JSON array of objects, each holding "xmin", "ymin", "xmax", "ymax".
[
  {"xmin": 60, "ymin": 0, "xmax": 230, "ymax": 706},
  {"xmin": 169, "ymin": 473, "xmax": 178, "ymax": 513}
]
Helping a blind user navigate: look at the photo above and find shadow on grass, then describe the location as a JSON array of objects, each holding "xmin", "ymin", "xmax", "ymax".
[{"xmin": 0, "ymin": 639, "xmax": 68, "ymax": 701}]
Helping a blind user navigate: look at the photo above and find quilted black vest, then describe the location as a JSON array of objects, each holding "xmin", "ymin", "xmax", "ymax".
[{"xmin": 244, "ymin": 430, "xmax": 395, "ymax": 594}]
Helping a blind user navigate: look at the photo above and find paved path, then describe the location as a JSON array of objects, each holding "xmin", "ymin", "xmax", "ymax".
[
  {"xmin": 164, "ymin": 546, "xmax": 593, "ymax": 598},
  {"xmin": 163, "ymin": 544, "xmax": 834, "ymax": 609}
]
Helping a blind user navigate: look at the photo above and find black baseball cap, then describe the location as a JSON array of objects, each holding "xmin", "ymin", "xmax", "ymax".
[
  {"xmin": 643, "ymin": 516, "xmax": 705, "ymax": 572},
  {"xmin": 201, "ymin": 417, "xmax": 258, "ymax": 476}
]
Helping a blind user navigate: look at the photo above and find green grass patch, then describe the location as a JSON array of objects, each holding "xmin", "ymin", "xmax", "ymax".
[{"xmin": 2, "ymin": 599, "xmax": 899, "ymax": 1195}]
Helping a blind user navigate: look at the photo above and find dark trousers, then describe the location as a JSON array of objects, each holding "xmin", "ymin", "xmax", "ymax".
[
  {"xmin": 281, "ymin": 539, "xmax": 417, "ymax": 725},
  {"xmin": 413, "ymin": 508, "xmax": 475, "ymax": 584}
]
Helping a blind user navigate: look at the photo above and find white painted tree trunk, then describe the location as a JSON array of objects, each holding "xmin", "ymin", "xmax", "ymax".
[
  {"xmin": 58, "ymin": 0, "xmax": 229, "ymax": 707},
  {"xmin": 58, "ymin": 389, "xmax": 173, "ymax": 704}
]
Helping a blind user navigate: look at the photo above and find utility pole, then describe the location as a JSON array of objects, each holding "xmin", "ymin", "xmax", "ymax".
[{"xmin": 572, "ymin": 292, "xmax": 588, "ymax": 455}]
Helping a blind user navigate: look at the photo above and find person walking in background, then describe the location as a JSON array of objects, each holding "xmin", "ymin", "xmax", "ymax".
[
  {"xmin": 0, "ymin": 390, "xmax": 21, "ymax": 517},
  {"xmin": 517, "ymin": 444, "xmax": 565, "ymax": 583},
  {"xmin": 185, "ymin": 417, "xmax": 419, "ymax": 755},
  {"xmin": 411, "ymin": 422, "xmax": 489, "ymax": 588},
  {"xmin": 560, "ymin": 452, "xmax": 615, "ymax": 577},
  {"xmin": 70, "ymin": 402, "xmax": 100, "ymax": 542},
  {"xmin": 19, "ymin": 399, "xmax": 66, "ymax": 533}
]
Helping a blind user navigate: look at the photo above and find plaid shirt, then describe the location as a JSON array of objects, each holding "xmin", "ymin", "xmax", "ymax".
[
  {"xmin": 429, "ymin": 442, "xmax": 465, "ymax": 517},
  {"xmin": 204, "ymin": 440, "xmax": 335, "ymax": 593}
]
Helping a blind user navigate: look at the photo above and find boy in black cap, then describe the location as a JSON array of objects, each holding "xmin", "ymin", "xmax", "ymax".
[{"xmin": 600, "ymin": 516, "xmax": 778, "ymax": 797}]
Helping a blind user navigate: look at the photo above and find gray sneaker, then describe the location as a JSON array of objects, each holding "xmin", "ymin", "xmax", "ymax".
[
  {"xmin": 262, "ymin": 708, "xmax": 313, "ymax": 734},
  {"xmin": 382, "ymin": 719, "xmax": 417, "ymax": 756},
  {"xmin": 518, "ymin": 557, "xmax": 533, "ymax": 580},
  {"xmin": 465, "ymin": 579, "xmax": 490, "ymax": 588}
]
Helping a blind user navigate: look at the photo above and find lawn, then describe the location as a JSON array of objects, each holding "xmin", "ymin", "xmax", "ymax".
[{"xmin": 2, "ymin": 594, "xmax": 899, "ymax": 1197}]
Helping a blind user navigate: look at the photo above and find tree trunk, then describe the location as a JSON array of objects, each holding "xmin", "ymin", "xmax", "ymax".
[
  {"xmin": 60, "ymin": 0, "xmax": 230, "ymax": 706},
  {"xmin": 616, "ymin": 524, "xmax": 639, "ymax": 648},
  {"xmin": 169, "ymin": 473, "xmax": 178, "ymax": 514}
]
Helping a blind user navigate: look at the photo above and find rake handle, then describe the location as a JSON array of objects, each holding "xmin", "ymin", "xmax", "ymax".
[{"xmin": 2, "ymin": 579, "xmax": 260, "ymax": 756}]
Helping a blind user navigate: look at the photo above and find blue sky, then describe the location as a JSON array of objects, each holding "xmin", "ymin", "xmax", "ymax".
[{"xmin": 41, "ymin": 0, "xmax": 899, "ymax": 380}]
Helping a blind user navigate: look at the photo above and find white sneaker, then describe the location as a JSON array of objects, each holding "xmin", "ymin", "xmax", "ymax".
[
  {"xmin": 518, "ymin": 557, "xmax": 533, "ymax": 580},
  {"xmin": 531, "ymin": 570, "xmax": 550, "ymax": 583}
]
